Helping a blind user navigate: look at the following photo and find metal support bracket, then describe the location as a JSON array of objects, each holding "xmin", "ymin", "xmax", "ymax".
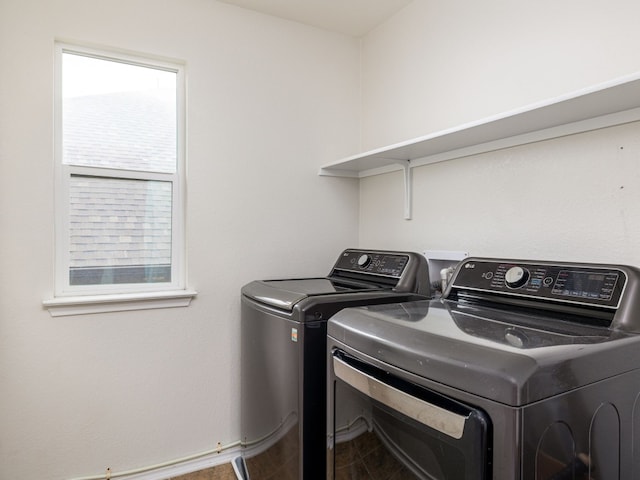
[{"xmin": 398, "ymin": 160, "xmax": 412, "ymax": 220}]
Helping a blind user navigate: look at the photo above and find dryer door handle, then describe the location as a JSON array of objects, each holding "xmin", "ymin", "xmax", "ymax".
[{"xmin": 333, "ymin": 356, "xmax": 467, "ymax": 439}]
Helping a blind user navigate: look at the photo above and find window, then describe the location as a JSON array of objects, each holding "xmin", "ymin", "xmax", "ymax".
[{"xmin": 48, "ymin": 44, "xmax": 192, "ymax": 313}]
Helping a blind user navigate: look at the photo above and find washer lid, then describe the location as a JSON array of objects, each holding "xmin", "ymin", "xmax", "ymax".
[
  {"xmin": 328, "ymin": 299, "xmax": 640, "ymax": 406},
  {"xmin": 242, "ymin": 278, "xmax": 379, "ymax": 311}
]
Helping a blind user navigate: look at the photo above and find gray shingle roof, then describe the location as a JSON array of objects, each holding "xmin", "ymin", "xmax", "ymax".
[
  {"xmin": 63, "ymin": 91, "xmax": 176, "ymax": 173},
  {"xmin": 63, "ymin": 92, "xmax": 176, "ymax": 284}
]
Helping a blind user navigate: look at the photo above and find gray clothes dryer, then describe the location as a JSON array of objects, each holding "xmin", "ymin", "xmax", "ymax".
[
  {"xmin": 327, "ymin": 257, "xmax": 640, "ymax": 479},
  {"xmin": 235, "ymin": 249, "xmax": 430, "ymax": 480}
]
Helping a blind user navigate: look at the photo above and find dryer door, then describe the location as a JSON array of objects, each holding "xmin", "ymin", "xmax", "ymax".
[{"xmin": 329, "ymin": 350, "xmax": 492, "ymax": 480}]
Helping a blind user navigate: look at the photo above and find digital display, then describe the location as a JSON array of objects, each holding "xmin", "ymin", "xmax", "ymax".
[{"xmin": 552, "ymin": 270, "xmax": 619, "ymax": 300}]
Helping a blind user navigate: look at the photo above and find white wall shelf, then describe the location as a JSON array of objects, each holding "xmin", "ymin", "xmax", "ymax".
[{"xmin": 318, "ymin": 72, "xmax": 640, "ymax": 219}]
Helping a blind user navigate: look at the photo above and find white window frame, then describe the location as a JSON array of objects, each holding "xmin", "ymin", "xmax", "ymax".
[{"xmin": 44, "ymin": 43, "xmax": 195, "ymax": 316}]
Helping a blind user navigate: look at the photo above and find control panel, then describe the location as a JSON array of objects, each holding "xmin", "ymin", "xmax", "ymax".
[
  {"xmin": 449, "ymin": 258, "xmax": 627, "ymax": 309},
  {"xmin": 333, "ymin": 250, "xmax": 410, "ymax": 278}
]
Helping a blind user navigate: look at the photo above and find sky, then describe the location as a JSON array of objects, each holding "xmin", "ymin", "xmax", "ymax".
[{"xmin": 62, "ymin": 52, "xmax": 176, "ymax": 98}]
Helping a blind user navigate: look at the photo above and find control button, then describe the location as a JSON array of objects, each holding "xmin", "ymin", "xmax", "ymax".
[
  {"xmin": 482, "ymin": 271, "xmax": 494, "ymax": 280},
  {"xmin": 505, "ymin": 329, "xmax": 527, "ymax": 348},
  {"xmin": 357, "ymin": 254, "xmax": 371, "ymax": 268},
  {"xmin": 505, "ymin": 266, "xmax": 529, "ymax": 289},
  {"xmin": 543, "ymin": 276, "xmax": 554, "ymax": 287}
]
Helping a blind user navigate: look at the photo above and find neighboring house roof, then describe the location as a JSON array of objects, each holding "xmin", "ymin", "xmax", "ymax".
[
  {"xmin": 64, "ymin": 91, "xmax": 176, "ymax": 172},
  {"xmin": 63, "ymin": 91, "xmax": 176, "ymax": 282}
]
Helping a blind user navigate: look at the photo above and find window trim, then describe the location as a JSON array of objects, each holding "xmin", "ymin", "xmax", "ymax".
[
  {"xmin": 43, "ymin": 290, "xmax": 198, "ymax": 317},
  {"xmin": 45, "ymin": 42, "xmax": 194, "ymax": 315}
]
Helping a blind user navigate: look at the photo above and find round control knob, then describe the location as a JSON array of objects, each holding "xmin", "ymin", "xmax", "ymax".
[
  {"xmin": 505, "ymin": 266, "xmax": 529, "ymax": 289},
  {"xmin": 357, "ymin": 254, "xmax": 371, "ymax": 268}
]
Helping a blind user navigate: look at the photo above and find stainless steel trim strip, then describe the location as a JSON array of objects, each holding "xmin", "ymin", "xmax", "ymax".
[
  {"xmin": 332, "ymin": 267, "xmax": 403, "ymax": 279},
  {"xmin": 333, "ymin": 356, "xmax": 466, "ymax": 439},
  {"xmin": 454, "ymin": 284, "xmax": 622, "ymax": 310}
]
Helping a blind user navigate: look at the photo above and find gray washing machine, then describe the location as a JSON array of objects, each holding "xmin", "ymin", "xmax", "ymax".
[
  {"xmin": 327, "ymin": 257, "xmax": 640, "ymax": 479},
  {"xmin": 235, "ymin": 249, "xmax": 430, "ymax": 480}
]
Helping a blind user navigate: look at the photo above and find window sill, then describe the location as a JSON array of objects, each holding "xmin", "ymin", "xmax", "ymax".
[{"xmin": 43, "ymin": 290, "xmax": 198, "ymax": 317}]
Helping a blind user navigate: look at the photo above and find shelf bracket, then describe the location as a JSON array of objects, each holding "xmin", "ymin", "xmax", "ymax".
[{"xmin": 397, "ymin": 160, "xmax": 412, "ymax": 220}]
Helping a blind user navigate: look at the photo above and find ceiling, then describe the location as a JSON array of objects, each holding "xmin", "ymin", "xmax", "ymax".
[{"xmin": 217, "ymin": 0, "xmax": 414, "ymax": 37}]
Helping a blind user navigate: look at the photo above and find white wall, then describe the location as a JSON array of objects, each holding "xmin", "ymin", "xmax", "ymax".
[
  {"xmin": 0, "ymin": 1, "xmax": 360, "ymax": 479},
  {"xmin": 361, "ymin": 0, "xmax": 640, "ymax": 151},
  {"xmin": 358, "ymin": 0, "xmax": 640, "ymax": 267},
  {"xmin": 7, "ymin": 0, "xmax": 640, "ymax": 477}
]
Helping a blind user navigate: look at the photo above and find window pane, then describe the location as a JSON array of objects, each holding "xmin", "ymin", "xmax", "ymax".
[
  {"xmin": 69, "ymin": 175, "xmax": 172, "ymax": 286},
  {"xmin": 62, "ymin": 53, "xmax": 177, "ymax": 173}
]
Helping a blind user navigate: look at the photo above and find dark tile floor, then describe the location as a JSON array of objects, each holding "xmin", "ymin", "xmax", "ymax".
[
  {"xmin": 169, "ymin": 430, "xmax": 413, "ymax": 480},
  {"xmin": 334, "ymin": 431, "xmax": 417, "ymax": 480},
  {"xmin": 172, "ymin": 424, "xmax": 299, "ymax": 480},
  {"xmin": 172, "ymin": 426, "xmax": 416, "ymax": 480},
  {"xmin": 170, "ymin": 462, "xmax": 236, "ymax": 480}
]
